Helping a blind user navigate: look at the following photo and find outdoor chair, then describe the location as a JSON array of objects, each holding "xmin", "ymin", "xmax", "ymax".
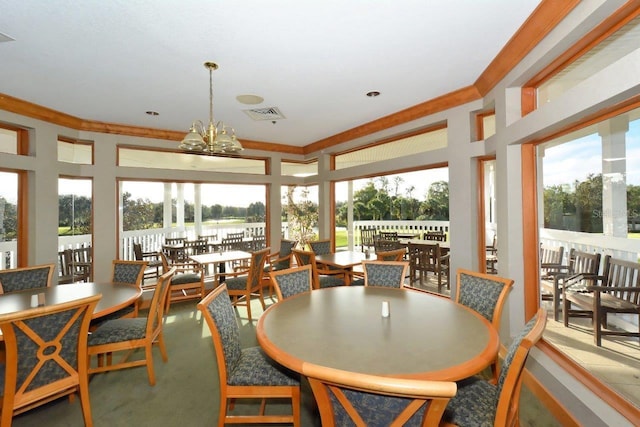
[
  {"xmin": 197, "ymin": 284, "xmax": 301, "ymax": 426},
  {"xmin": 292, "ymin": 249, "xmax": 346, "ymax": 290},
  {"xmin": 362, "ymin": 260, "xmax": 409, "ymax": 288},
  {"xmin": 263, "ymin": 239, "xmax": 298, "ymax": 299},
  {"xmin": 133, "ymin": 242, "xmax": 163, "ymax": 281},
  {"xmin": 306, "ymin": 364, "xmax": 456, "ymax": 427},
  {"xmin": 218, "ymin": 247, "xmax": 270, "ymax": 322},
  {"xmin": 360, "ymin": 227, "xmax": 377, "ymax": 253},
  {"xmin": 373, "ymin": 237, "xmax": 404, "ymax": 253},
  {"xmin": 485, "ymin": 234, "xmax": 498, "ymax": 274},
  {"xmin": 0, "ymin": 294, "xmax": 100, "ymax": 426},
  {"xmin": 455, "ymin": 268, "xmax": 514, "ymax": 382},
  {"xmin": 269, "ymin": 264, "xmax": 313, "ymax": 301},
  {"xmin": 379, "ymin": 231, "xmax": 399, "ymax": 241},
  {"xmin": 58, "ymin": 249, "xmax": 90, "ymax": 284},
  {"xmin": 408, "ymin": 242, "xmax": 449, "ymax": 293},
  {"xmin": 441, "ymin": 308, "xmax": 546, "ymax": 427},
  {"xmin": 0, "ymin": 263, "xmax": 54, "ymax": 293},
  {"xmin": 539, "ymin": 244, "xmax": 565, "ymax": 321},
  {"xmin": 88, "ymin": 267, "xmax": 175, "ymax": 386},
  {"xmin": 424, "ymin": 231, "xmax": 446, "ymax": 242},
  {"xmin": 376, "ymin": 248, "xmax": 406, "ymax": 261}
]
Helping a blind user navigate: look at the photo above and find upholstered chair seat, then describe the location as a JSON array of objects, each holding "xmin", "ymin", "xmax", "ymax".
[{"xmin": 269, "ymin": 265, "xmax": 313, "ymax": 301}]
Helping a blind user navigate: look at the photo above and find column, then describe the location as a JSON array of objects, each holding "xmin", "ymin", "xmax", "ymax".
[{"xmin": 599, "ymin": 115, "xmax": 629, "ymax": 237}]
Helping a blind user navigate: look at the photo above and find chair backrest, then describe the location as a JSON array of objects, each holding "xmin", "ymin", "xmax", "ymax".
[
  {"xmin": 252, "ymin": 235, "xmax": 267, "ymax": 251},
  {"xmin": 376, "ymin": 248, "xmax": 406, "ymax": 261},
  {"xmin": 279, "ymin": 239, "xmax": 298, "ymax": 258},
  {"xmin": 408, "ymin": 242, "xmax": 442, "ymax": 273},
  {"xmin": 270, "ymin": 265, "xmax": 313, "ymax": 300},
  {"xmin": 0, "ymin": 264, "xmax": 55, "ymax": 293},
  {"xmin": 310, "ymin": 239, "xmax": 331, "ymax": 255},
  {"xmin": 455, "ymin": 269, "xmax": 514, "ymax": 331},
  {"xmin": 292, "ymin": 249, "xmax": 320, "ymax": 290},
  {"xmin": 164, "ymin": 237, "xmax": 185, "ymax": 246},
  {"xmin": 0, "ymin": 294, "xmax": 100, "ymax": 423},
  {"xmin": 183, "ymin": 239, "xmax": 208, "ymax": 256},
  {"xmin": 599, "ymin": 255, "xmax": 640, "ymax": 300},
  {"xmin": 379, "ymin": 231, "xmax": 398, "ymax": 241},
  {"xmin": 363, "ymin": 261, "xmax": 409, "ymax": 288},
  {"xmin": 111, "ymin": 260, "xmax": 148, "ymax": 287},
  {"xmin": 494, "ymin": 308, "xmax": 547, "ymax": 427},
  {"xmin": 226, "ymin": 232, "xmax": 245, "ymax": 240},
  {"xmin": 360, "ymin": 227, "xmax": 377, "ymax": 249},
  {"xmin": 568, "ymin": 248, "xmax": 601, "ymax": 276},
  {"xmin": 198, "ymin": 234, "xmax": 218, "ymax": 244},
  {"xmin": 221, "ymin": 236, "xmax": 244, "ymax": 251},
  {"xmin": 424, "ymin": 231, "xmax": 446, "ymax": 242},
  {"xmin": 245, "ymin": 248, "xmax": 271, "ymax": 290},
  {"xmin": 197, "ymin": 284, "xmax": 242, "ymax": 387},
  {"xmin": 539, "ymin": 245, "xmax": 565, "ymax": 278},
  {"xmin": 374, "ymin": 238, "xmax": 403, "ymax": 253},
  {"xmin": 145, "ymin": 267, "xmax": 175, "ymax": 339},
  {"xmin": 132, "ymin": 243, "xmax": 144, "ymax": 261},
  {"xmin": 305, "ymin": 365, "xmax": 456, "ymax": 427}
]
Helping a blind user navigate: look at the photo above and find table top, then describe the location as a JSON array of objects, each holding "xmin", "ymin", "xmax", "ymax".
[
  {"xmin": 315, "ymin": 251, "xmax": 371, "ymax": 268},
  {"xmin": 400, "ymin": 238, "xmax": 451, "ymax": 249},
  {"xmin": 257, "ymin": 286, "xmax": 498, "ymax": 380},
  {"xmin": 189, "ymin": 250, "xmax": 252, "ymax": 265},
  {"xmin": 0, "ymin": 282, "xmax": 141, "ymax": 319}
]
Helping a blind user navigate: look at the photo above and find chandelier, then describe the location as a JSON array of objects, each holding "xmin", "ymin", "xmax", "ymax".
[{"xmin": 179, "ymin": 62, "xmax": 243, "ymax": 154}]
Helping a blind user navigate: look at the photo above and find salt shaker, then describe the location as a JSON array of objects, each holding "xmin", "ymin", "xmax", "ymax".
[
  {"xmin": 30, "ymin": 294, "xmax": 39, "ymax": 307},
  {"xmin": 381, "ymin": 300, "xmax": 390, "ymax": 317}
]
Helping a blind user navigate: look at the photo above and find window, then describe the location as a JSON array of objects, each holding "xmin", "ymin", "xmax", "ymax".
[
  {"xmin": 0, "ymin": 170, "xmax": 19, "ymax": 269},
  {"xmin": 58, "ymin": 137, "xmax": 93, "ymax": 164},
  {"xmin": 281, "ymin": 160, "xmax": 317, "ymax": 177}
]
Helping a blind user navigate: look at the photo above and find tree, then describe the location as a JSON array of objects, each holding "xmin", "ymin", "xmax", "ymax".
[
  {"xmin": 284, "ymin": 186, "xmax": 318, "ymax": 249},
  {"xmin": 122, "ymin": 192, "xmax": 156, "ymax": 231},
  {"xmin": 420, "ymin": 181, "xmax": 449, "ymax": 220},
  {"xmin": 574, "ymin": 173, "xmax": 602, "ymax": 233}
]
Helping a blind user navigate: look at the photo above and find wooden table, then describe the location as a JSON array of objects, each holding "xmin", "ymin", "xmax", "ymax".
[
  {"xmin": 400, "ymin": 238, "xmax": 451, "ymax": 250},
  {"xmin": 314, "ymin": 251, "xmax": 371, "ymax": 285},
  {"xmin": 190, "ymin": 250, "xmax": 252, "ymax": 281},
  {"xmin": 257, "ymin": 286, "xmax": 498, "ymax": 380},
  {"xmin": 0, "ymin": 282, "xmax": 142, "ymax": 319}
]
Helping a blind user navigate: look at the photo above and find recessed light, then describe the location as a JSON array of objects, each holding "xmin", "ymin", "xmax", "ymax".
[
  {"xmin": 145, "ymin": 111, "xmax": 159, "ymax": 116},
  {"xmin": 366, "ymin": 91, "xmax": 380, "ymax": 97}
]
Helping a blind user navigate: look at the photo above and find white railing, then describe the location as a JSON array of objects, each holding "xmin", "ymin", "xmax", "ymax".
[{"xmin": 540, "ymin": 228, "xmax": 640, "ymax": 264}]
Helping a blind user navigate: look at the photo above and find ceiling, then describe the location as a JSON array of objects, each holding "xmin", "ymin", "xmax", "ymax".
[{"xmin": 0, "ymin": 1, "xmax": 541, "ymax": 149}]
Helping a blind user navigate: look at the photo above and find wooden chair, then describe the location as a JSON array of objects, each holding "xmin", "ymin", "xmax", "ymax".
[
  {"xmin": 539, "ymin": 244, "xmax": 565, "ymax": 321},
  {"xmin": 58, "ymin": 250, "xmax": 88, "ymax": 284},
  {"xmin": 407, "ymin": 242, "xmax": 448, "ymax": 292},
  {"xmin": 88, "ymin": 267, "xmax": 176, "ymax": 386},
  {"xmin": 362, "ymin": 260, "xmax": 409, "ymax": 288},
  {"xmin": 219, "ymin": 247, "xmax": 270, "ymax": 322},
  {"xmin": 424, "ymin": 231, "xmax": 446, "ymax": 242},
  {"xmin": 197, "ymin": 284, "xmax": 301, "ymax": 426},
  {"xmin": 103, "ymin": 259, "xmax": 148, "ymax": 320},
  {"xmin": 373, "ymin": 237, "xmax": 404, "ymax": 253},
  {"xmin": 564, "ymin": 255, "xmax": 640, "ymax": 346},
  {"xmin": 441, "ymin": 308, "xmax": 547, "ymax": 427},
  {"xmin": 0, "ymin": 263, "xmax": 54, "ymax": 293},
  {"xmin": 263, "ymin": 239, "xmax": 298, "ymax": 299},
  {"xmin": 376, "ymin": 248, "xmax": 406, "ymax": 261},
  {"xmin": 0, "ymin": 294, "xmax": 100, "ymax": 426},
  {"xmin": 306, "ymin": 364, "xmax": 456, "ymax": 427},
  {"xmin": 485, "ymin": 234, "xmax": 498, "ymax": 274},
  {"xmin": 269, "ymin": 265, "xmax": 313, "ymax": 301},
  {"xmin": 252, "ymin": 235, "xmax": 267, "ymax": 251},
  {"xmin": 455, "ymin": 269, "xmax": 514, "ymax": 382},
  {"xmin": 360, "ymin": 227, "xmax": 377, "ymax": 253},
  {"xmin": 68, "ymin": 246, "xmax": 93, "ymax": 282},
  {"xmin": 158, "ymin": 251, "xmax": 205, "ymax": 312},
  {"xmin": 550, "ymin": 249, "xmax": 601, "ymax": 323},
  {"xmin": 379, "ymin": 231, "xmax": 399, "ymax": 241},
  {"xmin": 292, "ymin": 249, "xmax": 346, "ymax": 290},
  {"xmin": 133, "ymin": 242, "xmax": 162, "ymax": 281},
  {"xmin": 164, "ymin": 236, "xmax": 185, "ymax": 246}
]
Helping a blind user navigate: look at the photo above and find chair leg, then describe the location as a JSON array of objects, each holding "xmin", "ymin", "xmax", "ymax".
[
  {"xmin": 157, "ymin": 332, "xmax": 169, "ymax": 362},
  {"xmin": 146, "ymin": 343, "xmax": 156, "ymax": 386}
]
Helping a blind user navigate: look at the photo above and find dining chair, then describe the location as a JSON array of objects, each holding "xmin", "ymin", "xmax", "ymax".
[
  {"xmin": 424, "ymin": 230, "xmax": 446, "ymax": 242},
  {"xmin": 292, "ymin": 249, "xmax": 345, "ymax": 290},
  {"xmin": 360, "ymin": 227, "xmax": 377, "ymax": 253},
  {"xmin": 362, "ymin": 260, "xmax": 409, "ymax": 288},
  {"xmin": 197, "ymin": 284, "xmax": 301, "ymax": 426},
  {"xmin": 90, "ymin": 259, "xmax": 148, "ymax": 326},
  {"xmin": 305, "ymin": 364, "xmax": 456, "ymax": 427},
  {"xmin": 440, "ymin": 308, "xmax": 547, "ymax": 427},
  {"xmin": 133, "ymin": 243, "xmax": 162, "ymax": 280},
  {"xmin": 0, "ymin": 294, "xmax": 100, "ymax": 426},
  {"xmin": 0, "ymin": 263, "xmax": 54, "ymax": 293},
  {"xmin": 269, "ymin": 264, "xmax": 313, "ymax": 301},
  {"xmin": 219, "ymin": 247, "xmax": 270, "ymax": 322},
  {"xmin": 263, "ymin": 239, "xmax": 298, "ymax": 298},
  {"xmin": 88, "ymin": 267, "xmax": 175, "ymax": 386},
  {"xmin": 455, "ymin": 268, "xmax": 514, "ymax": 382},
  {"xmin": 309, "ymin": 239, "xmax": 342, "ymax": 271},
  {"xmin": 408, "ymin": 242, "xmax": 448, "ymax": 292},
  {"xmin": 158, "ymin": 251, "xmax": 205, "ymax": 312},
  {"xmin": 376, "ymin": 248, "xmax": 406, "ymax": 261}
]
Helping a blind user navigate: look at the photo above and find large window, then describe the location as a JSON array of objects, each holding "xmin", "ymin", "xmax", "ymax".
[
  {"xmin": 535, "ymin": 105, "xmax": 640, "ymax": 407},
  {"xmin": 0, "ymin": 170, "xmax": 18, "ymax": 269}
]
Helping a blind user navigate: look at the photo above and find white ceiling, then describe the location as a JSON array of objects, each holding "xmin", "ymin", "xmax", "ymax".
[{"xmin": 0, "ymin": 0, "xmax": 541, "ymax": 148}]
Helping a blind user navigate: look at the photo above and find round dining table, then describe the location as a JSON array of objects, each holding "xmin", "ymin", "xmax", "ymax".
[
  {"xmin": 256, "ymin": 286, "xmax": 499, "ymax": 381},
  {"xmin": 0, "ymin": 282, "xmax": 142, "ymax": 319}
]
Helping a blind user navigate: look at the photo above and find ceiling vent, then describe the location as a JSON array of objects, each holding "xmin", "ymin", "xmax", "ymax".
[{"xmin": 243, "ymin": 107, "xmax": 286, "ymax": 121}]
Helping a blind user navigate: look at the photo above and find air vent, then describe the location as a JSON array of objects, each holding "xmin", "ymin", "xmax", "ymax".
[{"xmin": 243, "ymin": 107, "xmax": 286, "ymax": 121}]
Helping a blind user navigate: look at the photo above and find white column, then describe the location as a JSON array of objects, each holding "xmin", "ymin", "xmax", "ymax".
[
  {"xmin": 347, "ymin": 181, "xmax": 354, "ymax": 250},
  {"xmin": 599, "ymin": 115, "xmax": 629, "ymax": 237},
  {"xmin": 176, "ymin": 183, "xmax": 185, "ymax": 232},
  {"xmin": 163, "ymin": 183, "xmax": 172, "ymax": 230},
  {"xmin": 194, "ymin": 183, "xmax": 202, "ymax": 238}
]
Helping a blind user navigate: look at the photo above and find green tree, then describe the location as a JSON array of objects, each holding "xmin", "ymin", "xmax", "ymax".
[
  {"xmin": 284, "ymin": 186, "xmax": 318, "ymax": 249},
  {"xmin": 419, "ymin": 181, "xmax": 449, "ymax": 220},
  {"xmin": 122, "ymin": 192, "xmax": 156, "ymax": 231},
  {"xmin": 574, "ymin": 173, "xmax": 602, "ymax": 233}
]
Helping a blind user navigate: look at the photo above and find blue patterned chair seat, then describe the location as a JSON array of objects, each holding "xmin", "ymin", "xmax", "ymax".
[
  {"xmin": 224, "ymin": 276, "xmax": 248, "ymax": 291},
  {"xmin": 228, "ymin": 347, "xmax": 299, "ymax": 387},
  {"xmin": 171, "ymin": 273, "xmax": 200, "ymax": 285},
  {"xmin": 88, "ymin": 318, "xmax": 147, "ymax": 345},
  {"xmin": 364, "ymin": 262, "xmax": 406, "ymax": 288},
  {"xmin": 319, "ymin": 275, "xmax": 344, "ymax": 288},
  {"xmin": 113, "ymin": 263, "xmax": 146, "ymax": 284},
  {"xmin": 443, "ymin": 377, "xmax": 497, "ymax": 426}
]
